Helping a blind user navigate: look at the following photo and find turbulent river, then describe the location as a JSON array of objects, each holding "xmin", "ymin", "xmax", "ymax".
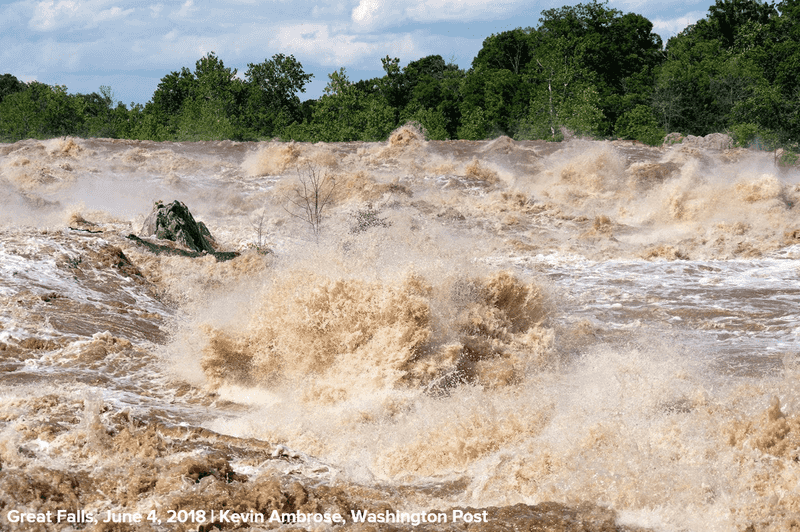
[{"xmin": 1, "ymin": 129, "xmax": 799, "ymax": 532}]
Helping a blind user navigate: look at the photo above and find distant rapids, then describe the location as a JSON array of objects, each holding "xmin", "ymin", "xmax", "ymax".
[{"xmin": 1, "ymin": 128, "xmax": 799, "ymax": 531}]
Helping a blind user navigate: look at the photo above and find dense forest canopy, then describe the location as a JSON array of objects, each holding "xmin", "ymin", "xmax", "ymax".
[{"xmin": 1, "ymin": 0, "xmax": 797, "ymax": 152}]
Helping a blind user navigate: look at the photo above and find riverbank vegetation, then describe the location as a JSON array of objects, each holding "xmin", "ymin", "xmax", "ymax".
[{"xmin": 1, "ymin": 0, "xmax": 798, "ymax": 154}]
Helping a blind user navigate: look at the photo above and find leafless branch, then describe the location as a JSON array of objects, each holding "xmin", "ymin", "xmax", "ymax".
[
  {"xmin": 282, "ymin": 161, "xmax": 336, "ymax": 240},
  {"xmin": 250, "ymin": 207, "xmax": 268, "ymax": 251}
]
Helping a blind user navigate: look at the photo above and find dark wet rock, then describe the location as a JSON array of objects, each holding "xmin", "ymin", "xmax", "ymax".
[
  {"xmin": 140, "ymin": 200, "xmax": 216, "ymax": 254},
  {"xmin": 127, "ymin": 234, "xmax": 240, "ymax": 262},
  {"xmin": 131, "ymin": 200, "xmax": 239, "ymax": 261}
]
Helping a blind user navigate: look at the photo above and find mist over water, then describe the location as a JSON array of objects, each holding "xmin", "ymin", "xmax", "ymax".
[{"xmin": 1, "ymin": 130, "xmax": 799, "ymax": 531}]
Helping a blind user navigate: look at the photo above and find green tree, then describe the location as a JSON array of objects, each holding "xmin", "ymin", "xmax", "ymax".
[
  {"xmin": 0, "ymin": 74, "xmax": 26, "ymax": 104},
  {"xmin": 151, "ymin": 68, "xmax": 196, "ymax": 116},
  {"xmin": 766, "ymin": 0, "xmax": 800, "ymax": 140},
  {"xmin": 0, "ymin": 82, "xmax": 83, "ymax": 141},
  {"xmin": 175, "ymin": 97, "xmax": 241, "ymax": 141},
  {"xmin": 519, "ymin": 35, "xmax": 604, "ymax": 139},
  {"xmin": 181, "ymin": 52, "xmax": 247, "ymax": 140},
  {"xmin": 378, "ymin": 55, "xmax": 405, "ymax": 110},
  {"xmin": 655, "ymin": 37, "xmax": 726, "ymax": 134},
  {"xmin": 461, "ymin": 31, "xmax": 535, "ymax": 137},
  {"xmin": 614, "ymin": 104, "xmax": 664, "ymax": 145},
  {"xmin": 693, "ymin": 0, "xmax": 776, "ymax": 48},
  {"xmin": 305, "ymin": 68, "xmax": 396, "ymax": 142},
  {"xmin": 650, "ymin": 75, "xmax": 686, "ymax": 134},
  {"xmin": 404, "ymin": 108, "xmax": 449, "ymax": 140},
  {"xmin": 140, "ymin": 52, "xmax": 247, "ymax": 141},
  {"xmin": 537, "ymin": 1, "xmax": 663, "ymax": 132},
  {"xmin": 457, "ymin": 107, "xmax": 489, "ymax": 140},
  {"xmin": 75, "ymin": 86, "xmax": 122, "ymax": 138},
  {"xmin": 397, "ymin": 55, "xmax": 465, "ymax": 138},
  {"xmin": 472, "ymin": 28, "xmax": 536, "ymax": 75},
  {"xmin": 138, "ymin": 52, "xmax": 248, "ymax": 140},
  {"xmin": 141, "ymin": 67, "xmax": 197, "ymax": 139},
  {"xmin": 244, "ymin": 54, "xmax": 313, "ymax": 138},
  {"xmin": 655, "ymin": 0, "xmax": 788, "ymax": 140}
]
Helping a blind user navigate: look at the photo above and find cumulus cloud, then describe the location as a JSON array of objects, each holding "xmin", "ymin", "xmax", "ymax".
[
  {"xmin": 93, "ymin": 6, "xmax": 133, "ymax": 26},
  {"xmin": 272, "ymin": 23, "xmax": 417, "ymax": 66},
  {"xmin": 29, "ymin": 0, "xmax": 78, "ymax": 31},
  {"xmin": 29, "ymin": 0, "xmax": 132, "ymax": 31},
  {"xmin": 351, "ymin": 0, "xmax": 521, "ymax": 30},
  {"xmin": 352, "ymin": 0, "xmax": 387, "ymax": 25}
]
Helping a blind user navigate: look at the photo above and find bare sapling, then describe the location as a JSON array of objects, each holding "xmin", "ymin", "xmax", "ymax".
[
  {"xmin": 250, "ymin": 207, "xmax": 270, "ymax": 254},
  {"xmin": 283, "ymin": 161, "xmax": 336, "ymax": 240}
]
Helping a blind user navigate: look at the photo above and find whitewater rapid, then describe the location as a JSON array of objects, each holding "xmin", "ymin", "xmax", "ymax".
[{"xmin": 1, "ymin": 130, "xmax": 799, "ymax": 532}]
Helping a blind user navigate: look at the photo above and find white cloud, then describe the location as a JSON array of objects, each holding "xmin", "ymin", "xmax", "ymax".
[
  {"xmin": 272, "ymin": 23, "xmax": 417, "ymax": 66},
  {"xmin": 29, "ymin": 0, "xmax": 132, "ymax": 31},
  {"xmin": 405, "ymin": 0, "xmax": 517, "ymax": 22},
  {"xmin": 350, "ymin": 0, "xmax": 522, "ymax": 31},
  {"xmin": 141, "ymin": 34, "xmax": 226, "ymax": 65},
  {"xmin": 171, "ymin": 0, "xmax": 196, "ymax": 19},
  {"xmin": 352, "ymin": 0, "xmax": 385, "ymax": 25},
  {"xmin": 612, "ymin": 0, "xmax": 710, "ymax": 11},
  {"xmin": 149, "ymin": 4, "xmax": 164, "ymax": 17},
  {"xmin": 29, "ymin": 0, "xmax": 79, "ymax": 31},
  {"xmin": 652, "ymin": 11, "xmax": 705, "ymax": 38},
  {"xmin": 91, "ymin": 6, "xmax": 134, "ymax": 26}
]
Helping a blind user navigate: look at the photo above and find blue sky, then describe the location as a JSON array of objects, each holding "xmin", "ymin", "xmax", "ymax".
[{"xmin": 1, "ymin": 0, "xmax": 715, "ymax": 106}]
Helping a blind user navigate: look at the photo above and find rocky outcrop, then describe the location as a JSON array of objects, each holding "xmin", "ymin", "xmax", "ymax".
[
  {"xmin": 140, "ymin": 200, "xmax": 216, "ymax": 253},
  {"xmin": 131, "ymin": 200, "xmax": 239, "ymax": 261},
  {"xmin": 663, "ymin": 132, "xmax": 734, "ymax": 150}
]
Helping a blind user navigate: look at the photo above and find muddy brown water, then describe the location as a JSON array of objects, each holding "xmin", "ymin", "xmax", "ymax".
[{"xmin": 1, "ymin": 129, "xmax": 799, "ymax": 531}]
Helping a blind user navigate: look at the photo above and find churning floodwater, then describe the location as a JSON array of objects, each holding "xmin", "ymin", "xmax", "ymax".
[{"xmin": 1, "ymin": 129, "xmax": 799, "ymax": 532}]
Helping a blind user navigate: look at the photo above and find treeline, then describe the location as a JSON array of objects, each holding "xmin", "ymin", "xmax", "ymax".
[{"xmin": 1, "ymin": 0, "xmax": 799, "ymax": 149}]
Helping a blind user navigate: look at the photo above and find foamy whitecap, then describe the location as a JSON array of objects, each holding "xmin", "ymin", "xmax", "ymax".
[{"xmin": 1, "ymin": 136, "xmax": 799, "ymax": 531}]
